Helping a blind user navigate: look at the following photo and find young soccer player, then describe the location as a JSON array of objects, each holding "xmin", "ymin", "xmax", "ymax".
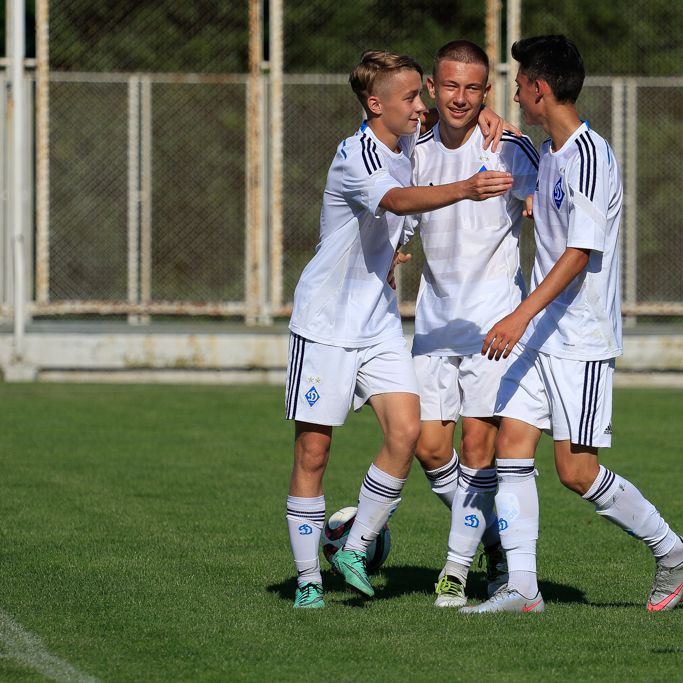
[
  {"xmin": 410, "ymin": 40, "xmax": 539, "ymax": 607},
  {"xmin": 285, "ymin": 49, "xmax": 515, "ymax": 608},
  {"xmin": 462, "ymin": 35, "xmax": 683, "ymax": 613}
]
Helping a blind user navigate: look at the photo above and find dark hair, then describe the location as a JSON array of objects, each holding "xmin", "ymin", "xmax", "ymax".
[
  {"xmin": 433, "ymin": 40, "xmax": 489, "ymax": 79},
  {"xmin": 511, "ymin": 35, "xmax": 584, "ymax": 103},
  {"xmin": 349, "ymin": 50, "xmax": 423, "ymax": 111}
]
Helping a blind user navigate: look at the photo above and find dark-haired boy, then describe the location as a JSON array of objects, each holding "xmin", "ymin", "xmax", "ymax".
[{"xmin": 463, "ymin": 35, "xmax": 683, "ymax": 614}]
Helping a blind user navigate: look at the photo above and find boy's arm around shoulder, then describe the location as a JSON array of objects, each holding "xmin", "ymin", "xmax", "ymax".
[{"xmin": 380, "ymin": 170, "xmax": 513, "ymax": 216}]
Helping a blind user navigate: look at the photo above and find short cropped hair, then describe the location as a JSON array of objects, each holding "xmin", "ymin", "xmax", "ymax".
[
  {"xmin": 349, "ymin": 50, "xmax": 423, "ymax": 112},
  {"xmin": 433, "ymin": 40, "xmax": 489, "ymax": 79},
  {"xmin": 511, "ymin": 35, "xmax": 585, "ymax": 103}
]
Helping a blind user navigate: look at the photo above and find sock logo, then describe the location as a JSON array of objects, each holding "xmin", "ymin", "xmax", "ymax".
[
  {"xmin": 464, "ymin": 514, "xmax": 480, "ymax": 528},
  {"xmin": 298, "ymin": 524, "xmax": 313, "ymax": 535},
  {"xmin": 498, "ymin": 518, "xmax": 509, "ymax": 531},
  {"xmin": 305, "ymin": 386, "xmax": 320, "ymax": 407}
]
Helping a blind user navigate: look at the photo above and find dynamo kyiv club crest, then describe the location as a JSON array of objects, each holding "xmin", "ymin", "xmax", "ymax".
[
  {"xmin": 305, "ymin": 386, "xmax": 320, "ymax": 407},
  {"xmin": 553, "ymin": 177, "xmax": 565, "ymax": 209}
]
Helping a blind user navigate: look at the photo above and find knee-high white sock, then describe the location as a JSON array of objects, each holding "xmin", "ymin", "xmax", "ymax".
[
  {"xmin": 583, "ymin": 465, "xmax": 683, "ymax": 565},
  {"xmin": 481, "ymin": 508, "xmax": 501, "ymax": 549},
  {"xmin": 422, "ymin": 449, "xmax": 459, "ymax": 509},
  {"xmin": 447, "ymin": 466, "xmax": 497, "ymax": 575},
  {"xmin": 286, "ymin": 495, "xmax": 325, "ymax": 587},
  {"xmin": 345, "ymin": 464, "xmax": 405, "ymax": 553},
  {"xmin": 495, "ymin": 458, "xmax": 539, "ymax": 598}
]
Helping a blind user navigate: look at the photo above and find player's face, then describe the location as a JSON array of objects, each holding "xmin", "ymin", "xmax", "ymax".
[
  {"xmin": 514, "ymin": 69, "xmax": 540, "ymax": 125},
  {"xmin": 374, "ymin": 69, "xmax": 428, "ymax": 138},
  {"xmin": 428, "ymin": 59, "xmax": 489, "ymax": 132}
]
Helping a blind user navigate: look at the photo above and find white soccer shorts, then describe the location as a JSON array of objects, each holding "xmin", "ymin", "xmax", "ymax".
[
  {"xmin": 414, "ymin": 352, "xmax": 511, "ymax": 422},
  {"xmin": 285, "ymin": 333, "xmax": 419, "ymax": 426},
  {"xmin": 495, "ymin": 345, "xmax": 614, "ymax": 448}
]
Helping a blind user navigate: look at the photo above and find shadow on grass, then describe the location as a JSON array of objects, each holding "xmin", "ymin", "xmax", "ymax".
[{"xmin": 267, "ymin": 566, "xmax": 587, "ymax": 606}]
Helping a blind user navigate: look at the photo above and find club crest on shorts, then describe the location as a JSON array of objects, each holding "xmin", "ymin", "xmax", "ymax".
[
  {"xmin": 305, "ymin": 386, "xmax": 320, "ymax": 407},
  {"xmin": 553, "ymin": 177, "xmax": 565, "ymax": 209}
]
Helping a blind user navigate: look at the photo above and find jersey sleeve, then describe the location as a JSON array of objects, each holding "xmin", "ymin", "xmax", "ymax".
[
  {"xmin": 342, "ymin": 140, "xmax": 403, "ymax": 218},
  {"xmin": 499, "ymin": 134, "xmax": 539, "ymax": 201},
  {"xmin": 565, "ymin": 150, "xmax": 611, "ymax": 253}
]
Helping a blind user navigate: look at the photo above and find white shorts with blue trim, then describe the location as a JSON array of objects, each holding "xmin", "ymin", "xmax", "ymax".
[
  {"xmin": 494, "ymin": 345, "xmax": 614, "ymax": 448},
  {"xmin": 285, "ymin": 333, "xmax": 418, "ymax": 426},
  {"xmin": 414, "ymin": 352, "xmax": 511, "ymax": 422}
]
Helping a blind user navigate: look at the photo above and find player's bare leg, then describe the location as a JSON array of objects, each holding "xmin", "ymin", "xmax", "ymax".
[
  {"xmin": 416, "ymin": 420, "xmax": 459, "ymax": 507},
  {"xmin": 437, "ymin": 417, "xmax": 505, "ymax": 606},
  {"xmin": 334, "ymin": 392, "xmax": 420, "ymax": 597},
  {"xmin": 556, "ymin": 440, "xmax": 683, "ymax": 611},
  {"xmin": 461, "ymin": 417, "xmax": 544, "ymax": 613}
]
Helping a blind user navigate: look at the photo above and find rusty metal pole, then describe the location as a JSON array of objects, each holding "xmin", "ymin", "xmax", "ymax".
[
  {"xmin": 245, "ymin": 0, "xmax": 265, "ymax": 325},
  {"xmin": 506, "ymin": 0, "xmax": 522, "ymax": 128},
  {"xmin": 35, "ymin": 0, "xmax": 50, "ymax": 305},
  {"xmin": 269, "ymin": 0, "xmax": 284, "ymax": 316},
  {"xmin": 7, "ymin": 0, "xmax": 27, "ymax": 359},
  {"xmin": 485, "ymin": 0, "xmax": 501, "ymax": 112}
]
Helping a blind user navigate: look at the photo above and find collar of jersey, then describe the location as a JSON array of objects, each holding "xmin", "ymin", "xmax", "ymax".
[
  {"xmin": 433, "ymin": 122, "xmax": 484, "ymax": 155},
  {"xmin": 357, "ymin": 120, "xmax": 406, "ymax": 158},
  {"xmin": 549, "ymin": 121, "xmax": 589, "ymax": 156}
]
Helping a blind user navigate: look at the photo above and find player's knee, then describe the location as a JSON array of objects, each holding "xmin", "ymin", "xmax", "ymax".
[
  {"xmin": 460, "ymin": 433, "xmax": 493, "ymax": 469},
  {"xmin": 388, "ymin": 418, "xmax": 420, "ymax": 455},
  {"xmin": 294, "ymin": 439, "xmax": 329, "ymax": 475}
]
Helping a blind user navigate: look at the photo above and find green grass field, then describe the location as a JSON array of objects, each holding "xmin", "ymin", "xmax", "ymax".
[{"xmin": 0, "ymin": 383, "xmax": 682, "ymax": 682}]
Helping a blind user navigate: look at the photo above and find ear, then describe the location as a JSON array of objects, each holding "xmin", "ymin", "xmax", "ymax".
[
  {"xmin": 483, "ymin": 82, "xmax": 491, "ymax": 101},
  {"xmin": 366, "ymin": 94, "xmax": 382, "ymax": 116},
  {"xmin": 426, "ymin": 76, "xmax": 436, "ymax": 100},
  {"xmin": 535, "ymin": 79, "xmax": 550, "ymax": 102}
]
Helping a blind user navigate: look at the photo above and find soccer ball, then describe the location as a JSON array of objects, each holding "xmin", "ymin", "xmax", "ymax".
[{"xmin": 322, "ymin": 506, "xmax": 391, "ymax": 572}]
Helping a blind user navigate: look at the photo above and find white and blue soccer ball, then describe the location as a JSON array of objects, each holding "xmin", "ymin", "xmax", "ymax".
[{"xmin": 322, "ymin": 505, "xmax": 391, "ymax": 572}]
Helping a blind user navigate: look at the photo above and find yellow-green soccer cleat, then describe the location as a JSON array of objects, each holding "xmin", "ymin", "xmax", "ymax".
[
  {"xmin": 293, "ymin": 582, "xmax": 325, "ymax": 609},
  {"xmin": 331, "ymin": 548, "xmax": 374, "ymax": 597},
  {"xmin": 434, "ymin": 574, "xmax": 467, "ymax": 608}
]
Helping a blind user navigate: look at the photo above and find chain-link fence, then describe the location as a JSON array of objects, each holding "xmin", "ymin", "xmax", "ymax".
[{"xmin": 2, "ymin": 1, "xmax": 682, "ymax": 324}]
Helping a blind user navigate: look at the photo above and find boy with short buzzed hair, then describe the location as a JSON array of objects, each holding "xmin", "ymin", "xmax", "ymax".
[
  {"xmin": 285, "ymin": 49, "xmax": 515, "ymax": 608},
  {"xmin": 410, "ymin": 39, "xmax": 539, "ymax": 608},
  {"xmin": 463, "ymin": 35, "xmax": 683, "ymax": 614}
]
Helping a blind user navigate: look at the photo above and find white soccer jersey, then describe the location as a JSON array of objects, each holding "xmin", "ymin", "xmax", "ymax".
[
  {"xmin": 411, "ymin": 124, "xmax": 539, "ymax": 356},
  {"xmin": 522, "ymin": 122, "xmax": 623, "ymax": 361},
  {"xmin": 289, "ymin": 122, "xmax": 416, "ymax": 348}
]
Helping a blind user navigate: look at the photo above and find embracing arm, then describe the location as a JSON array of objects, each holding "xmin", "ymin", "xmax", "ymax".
[
  {"xmin": 380, "ymin": 171, "xmax": 512, "ymax": 216},
  {"xmin": 481, "ymin": 247, "xmax": 591, "ymax": 360}
]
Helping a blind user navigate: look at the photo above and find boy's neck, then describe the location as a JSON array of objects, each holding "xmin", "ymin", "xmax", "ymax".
[
  {"xmin": 438, "ymin": 119, "xmax": 477, "ymax": 150},
  {"xmin": 366, "ymin": 118, "xmax": 401, "ymax": 153},
  {"xmin": 545, "ymin": 104, "xmax": 583, "ymax": 152}
]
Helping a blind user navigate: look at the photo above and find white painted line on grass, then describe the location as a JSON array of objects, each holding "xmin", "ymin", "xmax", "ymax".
[{"xmin": 0, "ymin": 609, "xmax": 100, "ymax": 682}]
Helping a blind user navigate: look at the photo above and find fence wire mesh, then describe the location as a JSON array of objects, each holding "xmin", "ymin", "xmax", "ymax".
[{"xmin": 10, "ymin": 1, "xmax": 683, "ymax": 320}]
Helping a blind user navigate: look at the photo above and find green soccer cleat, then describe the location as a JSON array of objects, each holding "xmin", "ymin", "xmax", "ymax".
[
  {"xmin": 434, "ymin": 574, "xmax": 467, "ymax": 608},
  {"xmin": 647, "ymin": 559, "xmax": 683, "ymax": 612},
  {"xmin": 331, "ymin": 548, "xmax": 374, "ymax": 597},
  {"xmin": 481, "ymin": 543, "xmax": 509, "ymax": 597},
  {"xmin": 293, "ymin": 582, "xmax": 325, "ymax": 609}
]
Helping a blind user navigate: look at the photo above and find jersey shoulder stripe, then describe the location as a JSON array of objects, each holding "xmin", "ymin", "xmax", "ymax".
[
  {"xmin": 500, "ymin": 132, "xmax": 540, "ymax": 168},
  {"xmin": 416, "ymin": 129, "xmax": 435, "ymax": 146},
  {"xmin": 575, "ymin": 131, "xmax": 598, "ymax": 200},
  {"xmin": 360, "ymin": 133, "xmax": 383, "ymax": 175}
]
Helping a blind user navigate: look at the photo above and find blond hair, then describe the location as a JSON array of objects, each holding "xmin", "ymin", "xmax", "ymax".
[{"xmin": 349, "ymin": 50, "xmax": 423, "ymax": 113}]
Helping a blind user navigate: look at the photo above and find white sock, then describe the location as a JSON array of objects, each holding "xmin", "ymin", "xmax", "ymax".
[
  {"xmin": 481, "ymin": 508, "xmax": 501, "ymax": 549},
  {"xmin": 583, "ymin": 465, "xmax": 683, "ymax": 564},
  {"xmin": 495, "ymin": 458, "xmax": 539, "ymax": 598},
  {"xmin": 422, "ymin": 449, "xmax": 459, "ymax": 509},
  {"xmin": 447, "ymin": 465, "xmax": 497, "ymax": 572},
  {"xmin": 345, "ymin": 464, "xmax": 405, "ymax": 552},
  {"xmin": 286, "ymin": 495, "xmax": 325, "ymax": 587}
]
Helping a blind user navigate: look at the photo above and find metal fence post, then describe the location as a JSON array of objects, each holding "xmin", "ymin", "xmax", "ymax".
[
  {"xmin": 623, "ymin": 78, "xmax": 638, "ymax": 322},
  {"xmin": 127, "ymin": 75, "xmax": 141, "ymax": 323}
]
